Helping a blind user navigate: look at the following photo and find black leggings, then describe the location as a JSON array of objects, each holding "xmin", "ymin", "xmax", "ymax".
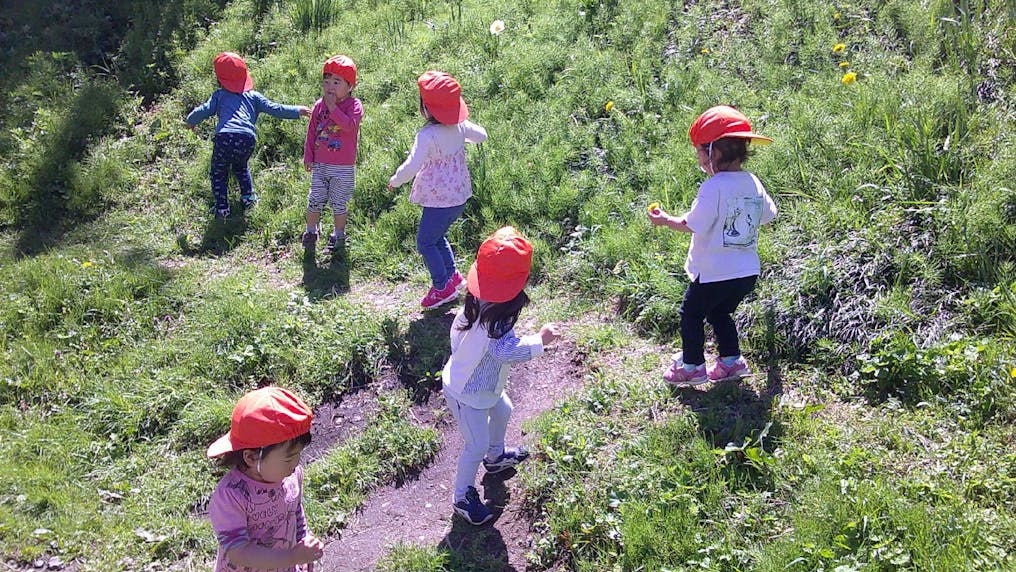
[{"xmin": 679, "ymin": 275, "xmax": 758, "ymax": 365}]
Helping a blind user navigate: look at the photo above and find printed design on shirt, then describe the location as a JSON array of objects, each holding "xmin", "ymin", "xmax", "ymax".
[
  {"xmin": 723, "ymin": 196, "xmax": 762, "ymax": 248},
  {"xmin": 314, "ymin": 109, "xmax": 343, "ymax": 151},
  {"xmin": 411, "ymin": 147, "xmax": 470, "ymax": 204},
  {"xmin": 221, "ymin": 475, "xmax": 296, "ymax": 569}
]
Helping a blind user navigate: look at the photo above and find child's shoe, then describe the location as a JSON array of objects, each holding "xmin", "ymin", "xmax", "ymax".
[
  {"xmin": 421, "ymin": 280, "xmax": 459, "ymax": 309},
  {"xmin": 241, "ymin": 194, "xmax": 258, "ymax": 210},
  {"xmin": 483, "ymin": 446, "xmax": 530, "ymax": 474},
  {"xmin": 215, "ymin": 207, "xmax": 232, "ymax": 220},
  {"xmin": 708, "ymin": 357, "xmax": 750, "ymax": 382},
  {"xmin": 663, "ymin": 353, "xmax": 708, "ymax": 386},
  {"xmin": 448, "ymin": 270, "xmax": 466, "ymax": 292},
  {"xmin": 326, "ymin": 231, "xmax": 346, "ymax": 252},
  {"xmin": 453, "ymin": 486, "xmax": 494, "ymax": 525},
  {"xmin": 301, "ymin": 231, "xmax": 318, "ymax": 249}
]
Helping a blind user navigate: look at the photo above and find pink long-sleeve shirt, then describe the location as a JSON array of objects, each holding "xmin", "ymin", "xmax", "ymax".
[{"xmin": 303, "ymin": 97, "xmax": 362, "ymax": 167}]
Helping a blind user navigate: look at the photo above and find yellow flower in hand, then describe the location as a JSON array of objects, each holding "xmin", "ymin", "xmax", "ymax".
[{"xmin": 648, "ymin": 202, "xmax": 660, "ymax": 214}]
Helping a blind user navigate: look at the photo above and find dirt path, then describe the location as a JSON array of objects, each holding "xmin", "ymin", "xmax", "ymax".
[{"xmin": 317, "ymin": 342, "xmax": 587, "ymax": 572}]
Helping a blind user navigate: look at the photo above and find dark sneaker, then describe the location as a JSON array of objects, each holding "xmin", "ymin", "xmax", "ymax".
[
  {"xmin": 241, "ymin": 194, "xmax": 258, "ymax": 210},
  {"xmin": 453, "ymin": 486, "xmax": 493, "ymax": 525},
  {"xmin": 301, "ymin": 231, "xmax": 318, "ymax": 249},
  {"xmin": 215, "ymin": 208, "xmax": 232, "ymax": 220},
  {"xmin": 326, "ymin": 231, "xmax": 346, "ymax": 252},
  {"xmin": 483, "ymin": 446, "xmax": 530, "ymax": 474}
]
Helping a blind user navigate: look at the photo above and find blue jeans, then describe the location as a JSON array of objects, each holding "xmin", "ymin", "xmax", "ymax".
[
  {"xmin": 679, "ymin": 275, "xmax": 758, "ymax": 365},
  {"xmin": 210, "ymin": 132, "xmax": 257, "ymax": 211},
  {"xmin": 417, "ymin": 204, "xmax": 466, "ymax": 288}
]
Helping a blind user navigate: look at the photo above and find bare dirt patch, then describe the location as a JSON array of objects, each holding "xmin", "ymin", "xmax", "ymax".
[{"xmin": 317, "ymin": 341, "xmax": 588, "ymax": 572}]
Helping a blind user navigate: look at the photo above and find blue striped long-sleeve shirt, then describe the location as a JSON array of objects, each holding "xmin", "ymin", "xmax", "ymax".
[{"xmin": 442, "ymin": 308, "xmax": 544, "ymax": 409}]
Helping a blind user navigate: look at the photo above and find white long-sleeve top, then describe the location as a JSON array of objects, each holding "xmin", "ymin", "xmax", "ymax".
[
  {"xmin": 389, "ymin": 121, "xmax": 487, "ymax": 208},
  {"xmin": 442, "ymin": 307, "xmax": 543, "ymax": 409}
]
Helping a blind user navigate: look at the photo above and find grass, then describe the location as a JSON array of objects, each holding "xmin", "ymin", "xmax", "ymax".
[{"xmin": 1, "ymin": 0, "xmax": 1016, "ymax": 569}]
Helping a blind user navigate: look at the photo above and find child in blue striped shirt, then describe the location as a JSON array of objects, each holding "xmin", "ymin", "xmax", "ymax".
[{"xmin": 441, "ymin": 227, "xmax": 561, "ymax": 525}]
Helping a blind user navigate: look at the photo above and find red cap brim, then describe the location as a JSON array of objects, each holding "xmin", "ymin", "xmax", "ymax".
[{"xmin": 430, "ymin": 96, "xmax": 469, "ymax": 125}]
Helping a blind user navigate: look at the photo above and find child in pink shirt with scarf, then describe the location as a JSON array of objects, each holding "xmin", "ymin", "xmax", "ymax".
[
  {"xmin": 206, "ymin": 387, "xmax": 324, "ymax": 571},
  {"xmin": 388, "ymin": 71, "xmax": 487, "ymax": 309}
]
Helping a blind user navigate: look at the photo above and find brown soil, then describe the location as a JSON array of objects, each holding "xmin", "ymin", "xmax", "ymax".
[{"xmin": 316, "ymin": 342, "xmax": 588, "ymax": 572}]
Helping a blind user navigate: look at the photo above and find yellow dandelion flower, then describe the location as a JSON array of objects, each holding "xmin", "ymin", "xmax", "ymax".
[
  {"xmin": 605, "ymin": 101, "xmax": 614, "ymax": 112},
  {"xmin": 839, "ymin": 61, "xmax": 850, "ymax": 68},
  {"xmin": 833, "ymin": 11, "xmax": 841, "ymax": 19},
  {"xmin": 841, "ymin": 71, "xmax": 857, "ymax": 84},
  {"xmin": 81, "ymin": 261, "xmax": 94, "ymax": 268},
  {"xmin": 701, "ymin": 48, "xmax": 710, "ymax": 54},
  {"xmin": 489, "ymin": 20, "xmax": 505, "ymax": 35},
  {"xmin": 832, "ymin": 43, "xmax": 846, "ymax": 53},
  {"xmin": 1011, "ymin": 367, "xmax": 1016, "ymax": 379}
]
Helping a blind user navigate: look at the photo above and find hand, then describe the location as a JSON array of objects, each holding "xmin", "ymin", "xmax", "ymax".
[
  {"xmin": 647, "ymin": 208, "xmax": 670, "ymax": 226},
  {"xmin": 539, "ymin": 323, "xmax": 561, "ymax": 345},
  {"xmin": 304, "ymin": 162, "xmax": 313, "ymax": 172},
  {"xmin": 291, "ymin": 535, "xmax": 324, "ymax": 565},
  {"xmin": 298, "ymin": 106, "xmax": 312, "ymax": 118},
  {"xmin": 323, "ymin": 91, "xmax": 337, "ymax": 109}
]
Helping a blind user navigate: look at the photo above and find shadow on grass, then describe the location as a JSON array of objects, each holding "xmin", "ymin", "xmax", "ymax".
[
  {"xmin": 384, "ymin": 308, "xmax": 458, "ymax": 404},
  {"xmin": 176, "ymin": 210, "xmax": 249, "ymax": 256},
  {"xmin": 671, "ymin": 306, "xmax": 785, "ymax": 449},
  {"xmin": 437, "ymin": 485, "xmax": 515, "ymax": 571},
  {"xmin": 300, "ymin": 244, "xmax": 350, "ymax": 300},
  {"xmin": 11, "ymin": 82, "xmax": 121, "ymax": 257}
]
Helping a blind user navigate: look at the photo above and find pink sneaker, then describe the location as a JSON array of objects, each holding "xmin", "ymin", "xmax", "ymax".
[
  {"xmin": 421, "ymin": 281, "xmax": 459, "ymax": 309},
  {"xmin": 663, "ymin": 354, "xmax": 708, "ymax": 386},
  {"xmin": 448, "ymin": 271, "xmax": 466, "ymax": 292},
  {"xmin": 708, "ymin": 357, "xmax": 750, "ymax": 381}
]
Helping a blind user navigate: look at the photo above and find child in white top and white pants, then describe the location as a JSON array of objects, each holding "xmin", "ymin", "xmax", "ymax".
[{"xmin": 442, "ymin": 227, "xmax": 560, "ymax": 525}]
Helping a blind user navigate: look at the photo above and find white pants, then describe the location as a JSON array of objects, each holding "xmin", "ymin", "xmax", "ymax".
[{"xmin": 444, "ymin": 389, "xmax": 512, "ymax": 502}]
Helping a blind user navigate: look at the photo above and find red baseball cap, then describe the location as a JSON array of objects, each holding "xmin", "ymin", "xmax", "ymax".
[
  {"xmin": 689, "ymin": 105, "xmax": 772, "ymax": 147},
  {"xmin": 418, "ymin": 71, "xmax": 469, "ymax": 125},
  {"xmin": 214, "ymin": 52, "xmax": 253, "ymax": 94},
  {"xmin": 467, "ymin": 227, "xmax": 533, "ymax": 303},
  {"xmin": 323, "ymin": 54, "xmax": 357, "ymax": 88},
  {"xmin": 207, "ymin": 387, "xmax": 313, "ymax": 458}
]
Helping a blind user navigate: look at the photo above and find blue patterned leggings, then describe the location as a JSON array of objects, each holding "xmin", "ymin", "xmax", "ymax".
[{"xmin": 210, "ymin": 132, "xmax": 257, "ymax": 211}]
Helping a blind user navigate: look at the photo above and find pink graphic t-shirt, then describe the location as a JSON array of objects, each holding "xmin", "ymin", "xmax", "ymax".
[{"xmin": 208, "ymin": 466, "xmax": 307, "ymax": 572}]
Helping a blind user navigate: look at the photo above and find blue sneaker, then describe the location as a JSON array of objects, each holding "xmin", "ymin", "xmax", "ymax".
[
  {"xmin": 453, "ymin": 486, "xmax": 493, "ymax": 525},
  {"xmin": 483, "ymin": 446, "xmax": 530, "ymax": 474},
  {"xmin": 241, "ymin": 194, "xmax": 258, "ymax": 210}
]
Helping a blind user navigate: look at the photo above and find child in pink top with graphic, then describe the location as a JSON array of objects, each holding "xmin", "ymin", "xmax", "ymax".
[
  {"xmin": 302, "ymin": 55, "xmax": 363, "ymax": 252},
  {"xmin": 206, "ymin": 387, "xmax": 324, "ymax": 571},
  {"xmin": 388, "ymin": 71, "xmax": 487, "ymax": 309}
]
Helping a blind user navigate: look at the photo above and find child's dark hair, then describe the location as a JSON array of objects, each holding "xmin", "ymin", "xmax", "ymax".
[
  {"xmin": 702, "ymin": 137, "xmax": 750, "ymax": 170},
  {"xmin": 419, "ymin": 95, "xmax": 441, "ymax": 125},
  {"xmin": 219, "ymin": 432, "xmax": 312, "ymax": 470},
  {"xmin": 459, "ymin": 291, "xmax": 530, "ymax": 339}
]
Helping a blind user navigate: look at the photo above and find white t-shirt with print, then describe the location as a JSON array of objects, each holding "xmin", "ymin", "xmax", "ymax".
[{"xmin": 683, "ymin": 170, "xmax": 777, "ymax": 283}]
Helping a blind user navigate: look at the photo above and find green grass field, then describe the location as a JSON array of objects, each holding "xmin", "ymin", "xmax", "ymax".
[{"xmin": 2, "ymin": 0, "xmax": 1016, "ymax": 569}]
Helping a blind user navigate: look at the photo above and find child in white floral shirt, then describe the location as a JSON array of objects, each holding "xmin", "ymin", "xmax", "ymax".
[{"xmin": 388, "ymin": 71, "xmax": 487, "ymax": 309}]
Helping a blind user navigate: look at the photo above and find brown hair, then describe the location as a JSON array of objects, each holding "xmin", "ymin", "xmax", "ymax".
[
  {"xmin": 701, "ymin": 137, "xmax": 750, "ymax": 171},
  {"xmin": 218, "ymin": 432, "xmax": 312, "ymax": 470}
]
